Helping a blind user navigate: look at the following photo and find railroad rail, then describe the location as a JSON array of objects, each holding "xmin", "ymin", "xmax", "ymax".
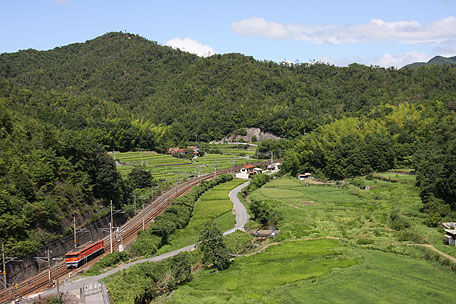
[{"xmin": 0, "ymin": 162, "xmax": 270, "ymax": 303}]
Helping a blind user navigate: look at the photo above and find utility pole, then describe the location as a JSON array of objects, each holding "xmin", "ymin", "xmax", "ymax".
[
  {"xmin": 110, "ymin": 200, "xmax": 113, "ymax": 253},
  {"xmin": 73, "ymin": 216, "xmax": 77, "ymax": 249},
  {"xmin": 2, "ymin": 244, "xmax": 6, "ymax": 289},
  {"xmin": 271, "ymin": 151, "xmax": 274, "ymax": 164},
  {"xmin": 34, "ymin": 249, "xmax": 52, "ymax": 287},
  {"xmin": 140, "ymin": 149, "xmax": 143, "ymax": 167},
  {"xmin": 52, "ymin": 257, "xmax": 63, "ymax": 296},
  {"xmin": 117, "ymin": 227, "xmax": 124, "ymax": 252},
  {"xmin": 151, "ymin": 182, "xmax": 157, "ymax": 203},
  {"xmin": 47, "ymin": 250, "xmax": 51, "ymax": 286},
  {"xmin": 134, "ymin": 193, "xmax": 136, "ymax": 214},
  {"xmin": 2, "ymin": 245, "xmax": 21, "ymax": 289},
  {"xmin": 142, "ymin": 203, "xmax": 145, "ymax": 231}
]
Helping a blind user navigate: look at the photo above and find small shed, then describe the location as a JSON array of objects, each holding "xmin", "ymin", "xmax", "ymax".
[
  {"xmin": 444, "ymin": 229, "xmax": 456, "ymax": 246},
  {"xmin": 298, "ymin": 173, "xmax": 312, "ymax": 180},
  {"xmin": 443, "ymin": 223, "xmax": 456, "ymax": 246}
]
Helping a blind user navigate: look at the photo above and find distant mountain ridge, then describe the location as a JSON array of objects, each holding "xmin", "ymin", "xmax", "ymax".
[
  {"xmin": 403, "ymin": 55, "xmax": 456, "ymax": 69},
  {"xmin": 2, "ymin": 32, "xmax": 456, "ymax": 141}
]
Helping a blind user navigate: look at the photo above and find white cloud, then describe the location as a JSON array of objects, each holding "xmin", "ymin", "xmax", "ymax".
[
  {"xmin": 165, "ymin": 37, "xmax": 215, "ymax": 57},
  {"xmin": 375, "ymin": 52, "xmax": 432, "ymax": 67},
  {"xmin": 231, "ymin": 16, "xmax": 289, "ymax": 39},
  {"xmin": 433, "ymin": 39, "xmax": 456, "ymax": 56},
  {"xmin": 53, "ymin": 0, "xmax": 68, "ymax": 5},
  {"xmin": 320, "ymin": 52, "xmax": 432, "ymax": 68},
  {"xmin": 231, "ymin": 16, "xmax": 456, "ymax": 45}
]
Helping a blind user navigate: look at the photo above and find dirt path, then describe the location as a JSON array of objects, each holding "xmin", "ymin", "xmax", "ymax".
[{"xmin": 407, "ymin": 243, "xmax": 456, "ymax": 263}]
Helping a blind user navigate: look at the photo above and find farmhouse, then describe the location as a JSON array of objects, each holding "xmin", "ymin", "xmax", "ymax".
[
  {"xmin": 187, "ymin": 146, "xmax": 200, "ymax": 155},
  {"xmin": 253, "ymin": 167, "xmax": 263, "ymax": 174},
  {"xmin": 167, "ymin": 147, "xmax": 187, "ymax": 156},
  {"xmin": 442, "ymin": 222, "xmax": 456, "ymax": 246},
  {"xmin": 167, "ymin": 147, "xmax": 179, "ymax": 155},
  {"xmin": 267, "ymin": 162, "xmax": 281, "ymax": 173},
  {"xmin": 236, "ymin": 164, "xmax": 255, "ymax": 179}
]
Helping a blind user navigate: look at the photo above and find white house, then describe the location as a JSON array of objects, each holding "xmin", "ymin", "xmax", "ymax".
[
  {"xmin": 267, "ymin": 163, "xmax": 281, "ymax": 173},
  {"xmin": 236, "ymin": 165, "xmax": 255, "ymax": 179}
]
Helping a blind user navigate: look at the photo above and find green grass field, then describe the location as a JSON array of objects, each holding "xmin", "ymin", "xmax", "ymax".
[
  {"xmin": 165, "ymin": 237, "xmax": 456, "ymax": 304},
  {"xmin": 153, "ymin": 173, "xmax": 456, "ymax": 303},
  {"xmin": 155, "ymin": 179, "xmax": 246, "ymax": 254},
  {"xmin": 111, "ymin": 151, "xmax": 259, "ymax": 182}
]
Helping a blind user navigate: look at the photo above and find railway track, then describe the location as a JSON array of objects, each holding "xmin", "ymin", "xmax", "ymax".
[{"xmin": 0, "ymin": 162, "xmax": 269, "ymax": 303}]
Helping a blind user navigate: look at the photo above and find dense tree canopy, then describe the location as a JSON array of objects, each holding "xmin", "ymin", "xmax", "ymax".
[{"xmin": 2, "ymin": 32, "xmax": 456, "ymax": 142}]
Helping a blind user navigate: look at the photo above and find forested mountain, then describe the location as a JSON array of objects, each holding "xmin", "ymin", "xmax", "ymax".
[
  {"xmin": 402, "ymin": 55, "xmax": 456, "ymax": 69},
  {"xmin": 2, "ymin": 31, "xmax": 456, "ymax": 256},
  {"xmin": 2, "ymin": 32, "xmax": 456, "ymax": 141}
]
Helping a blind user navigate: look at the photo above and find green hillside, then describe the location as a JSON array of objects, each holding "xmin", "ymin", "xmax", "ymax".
[
  {"xmin": 402, "ymin": 55, "xmax": 456, "ymax": 69},
  {"xmin": 2, "ymin": 32, "xmax": 456, "ymax": 141}
]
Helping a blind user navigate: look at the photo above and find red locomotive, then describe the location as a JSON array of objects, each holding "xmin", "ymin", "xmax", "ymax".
[{"xmin": 64, "ymin": 240, "xmax": 104, "ymax": 268}]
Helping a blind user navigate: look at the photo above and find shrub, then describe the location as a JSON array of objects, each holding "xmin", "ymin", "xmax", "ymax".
[
  {"xmin": 249, "ymin": 199, "xmax": 280, "ymax": 226},
  {"xmin": 389, "ymin": 207, "xmax": 410, "ymax": 231},
  {"xmin": 397, "ymin": 229, "xmax": 427, "ymax": 243},
  {"xmin": 223, "ymin": 230, "xmax": 254, "ymax": 254},
  {"xmin": 350, "ymin": 177, "xmax": 366, "ymax": 189},
  {"xmin": 356, "ymin": 238, "xmax": 374, "ymax": 245},
  {"xmin": 87, "ymin": 251, "xmax": 130, "ymax": 274},
  {"xmin": 130, "ymin": 233, "xmax": 162, "ymax": 257},
  {"xmin": 198, "ymin": 222, "xmax": 231, "ymax": 270}
]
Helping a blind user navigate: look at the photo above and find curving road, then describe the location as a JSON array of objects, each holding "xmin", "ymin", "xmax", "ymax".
[{"xmin": 40, "ymin": 180, "xmax": 251, "ymax": 298}]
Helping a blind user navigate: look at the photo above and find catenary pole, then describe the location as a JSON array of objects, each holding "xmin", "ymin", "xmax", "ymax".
[
  {"xmin": 73, "ymin": 216, "xmax": 77, "ymax": 249},
  {"xmin": 2, "ymin": 244, "xmax": 6, "ymax": 288},
  {"xmin": 110, "ymin": 200, "xmax": 113, "ymax": 253}
]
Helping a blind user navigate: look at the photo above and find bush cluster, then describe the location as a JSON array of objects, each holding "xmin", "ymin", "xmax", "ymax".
[
  {"xmin": 106, "ymin": 252, "xmax": 193, "ymax": 304},
  {"xmin": 241, "ymin": 174, "xmax": 271, "ymax": 198},
  {"xmin": 87, "ymin": 251, "xmax": 130, "ymax": 275},
  {"xmin": 249, "ymin": 199, "xmax": 280, "ymax": 226}
]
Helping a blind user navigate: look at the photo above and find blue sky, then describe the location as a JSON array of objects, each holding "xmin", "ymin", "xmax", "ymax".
[{"xmin": 1, "ymin": 0, "xmax": 456, "ymax": 68}]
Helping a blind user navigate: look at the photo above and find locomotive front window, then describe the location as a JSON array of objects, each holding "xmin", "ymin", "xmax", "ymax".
[{"xmin": 65, "ymin": 254, "xmax": 79, "ymax": 258}]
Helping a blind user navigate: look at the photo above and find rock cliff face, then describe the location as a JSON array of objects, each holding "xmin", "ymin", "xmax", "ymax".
[{"xmin": 213, "ymin": 128, "xmax": 282, "ymax": 143}]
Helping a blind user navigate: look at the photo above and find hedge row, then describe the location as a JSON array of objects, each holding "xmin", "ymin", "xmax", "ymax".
[
  {"xmin": 130, "ymin": 173, "xmax": 233, "ymax": 256},
  {"xmin": 105, "ymin": 251, "xmax": 194, "ymax": 304}
]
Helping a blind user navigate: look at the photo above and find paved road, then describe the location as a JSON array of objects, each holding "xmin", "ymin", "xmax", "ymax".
[
  {"xmin": 40, "ymin": 180, "xmax": 251, "ymax": 298},
  {"xmin": 224, "ymin": 181, "xmax": 250, "ymax": 235}
]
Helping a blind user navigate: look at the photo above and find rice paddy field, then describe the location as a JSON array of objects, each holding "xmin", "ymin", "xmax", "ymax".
[
  {"xmin": 156, "ymin": 173, "xmax": 456, "ymax": 303},
  {"xmin": 110, "ymin": 150, "xmax": 259, "ymax": 182},
  {"xmin": 166, "ymin": 239, "xmax": 456, "ymax": 304}
]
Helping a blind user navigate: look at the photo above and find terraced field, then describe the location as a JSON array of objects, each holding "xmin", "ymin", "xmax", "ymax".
[{"xmin": 111, "ymin": 151, "xmax": 259, "ymax": 182}]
